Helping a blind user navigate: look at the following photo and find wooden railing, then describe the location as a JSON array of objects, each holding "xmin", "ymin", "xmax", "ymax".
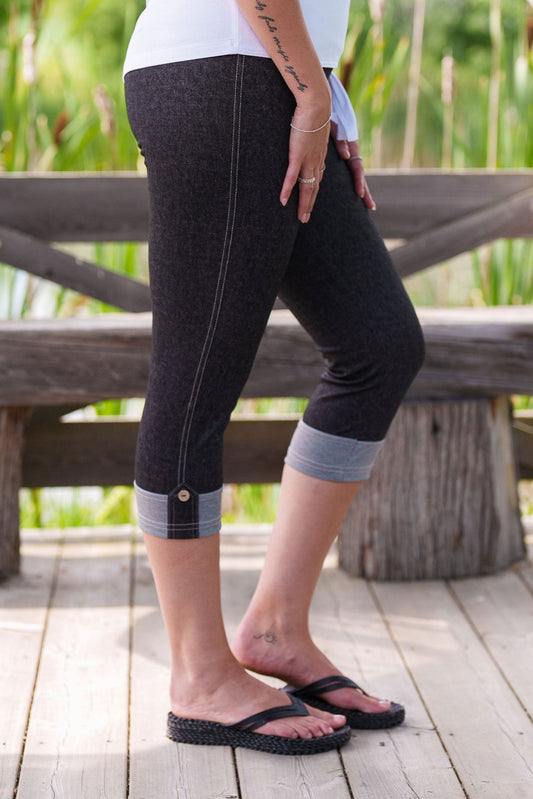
[{"xmin": 1, "ymin": 170, "xmax": 533, "ymax": 580}]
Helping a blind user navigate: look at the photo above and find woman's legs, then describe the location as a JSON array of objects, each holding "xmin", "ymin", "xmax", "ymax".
[
  {"xmin": 143, "ymin": 531, "xmax": 344, "ymax": 736},
  {"xmin": 125, "ymin": 57, "xmax": 348, "ymax": 739},
  {"xmin": 232, "ymin": 467, "xmax": 390, "ymax": 713},
  {"xmin": 234, "ymin": 140, "xmax": 425, "ymax": 711}
]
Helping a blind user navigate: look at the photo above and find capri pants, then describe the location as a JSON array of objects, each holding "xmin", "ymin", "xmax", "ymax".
[{"xmin": 124, "ymin": 54, "xmax": 425, "ymax": 540}]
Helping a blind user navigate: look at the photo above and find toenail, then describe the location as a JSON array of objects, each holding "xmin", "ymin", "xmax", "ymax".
[{"xmin": 334, "ymin": 714, "xmax": 345, "ymax": 722}]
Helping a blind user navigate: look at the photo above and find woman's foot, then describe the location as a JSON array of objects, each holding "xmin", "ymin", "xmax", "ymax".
[
  {"xmin": 231, "ymin": 616, "xmax": 392, "ymax": 715},
  {"xmin": 169, "ymin": 660, "xmax": 347, "ymax": 739}
]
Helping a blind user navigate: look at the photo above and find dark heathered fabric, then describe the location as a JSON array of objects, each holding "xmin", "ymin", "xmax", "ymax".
[{"xmin": 124, "ymin": 54, "xmax": 425, "ymax": 509}]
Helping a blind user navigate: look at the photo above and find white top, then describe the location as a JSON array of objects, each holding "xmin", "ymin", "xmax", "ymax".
[
  {"xmin": 124, "ymin": 0, "xmax": 358, "ymax": 141},
  {"xmin": 124, "ymin": 0, "xmax": 350, "ymax": 76}
]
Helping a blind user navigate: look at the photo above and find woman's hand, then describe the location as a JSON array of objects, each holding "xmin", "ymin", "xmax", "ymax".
[
  {"xmin": 280, "ymin": 104, "xmax": 331, "ymax": 223},
  {"xmin": 330, "ymin": 122, "xmax": 376, "ymax": 211}
]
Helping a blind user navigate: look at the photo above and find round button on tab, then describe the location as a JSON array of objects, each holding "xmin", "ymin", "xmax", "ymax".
[{"xmin": 178, "ymin": 489, "xmax": 191, "ymax": 502}]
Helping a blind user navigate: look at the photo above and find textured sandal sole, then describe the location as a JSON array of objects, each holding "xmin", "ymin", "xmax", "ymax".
[{"xmin": 167, "ymin": 713, "xmax": 351, "ymax": 755}]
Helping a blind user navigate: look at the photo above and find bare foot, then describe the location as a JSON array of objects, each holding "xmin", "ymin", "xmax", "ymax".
[
  {"xmin": 231, "ymin": 617, "xmax": 391, "ymax": 715},
  {"xmin": 169, "ymin": 661, "xmax": 347, "ymax": 738}
]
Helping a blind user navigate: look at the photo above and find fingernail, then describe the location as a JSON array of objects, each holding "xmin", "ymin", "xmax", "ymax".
[
  {"xmin": 371, "ymin": 203, "xmax": 377, "ymax": 211},
  {"xmin": 359, "ymin": 190, "xmax": 365, "ymax": 198},
  {"xmin": 280, "ymin": 197, "xmax": 287, "ymax": 207}
]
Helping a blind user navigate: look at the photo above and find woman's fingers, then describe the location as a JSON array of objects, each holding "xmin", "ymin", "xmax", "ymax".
[
  {"xmin": 280, "ymin": 111, "xmax": 329, "ymax": 223},
  {"xmin": 339, "ymin": 140, "xmax": 377, "ymax": 211},
  {"xmin": 280, "ymin": 161, "xmax": 301, "ymax": 208},
  {"xmin": 296, "ymin": 173, "xmax": 320, "ymax": 223},
  {"xmin": 280, "ymin": 159, "xmax": 322, "ymax": 223}
]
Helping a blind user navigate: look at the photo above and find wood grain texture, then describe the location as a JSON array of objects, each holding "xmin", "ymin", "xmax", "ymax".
[
  {"xmin": 16, "ymin": 529, "xmax": 131, "ymax": 799},
  {"xmin": 0, "ymin": 407, "xmax": 31, "ymax": 578},
  {"xmin": 391, "ymin": 186, "xmax": 533, "ymax": 276},
  {"xmin": 1, "ymin": 170, "xmax": 531, "ymax": 242},
  {"xmin": 17, "ymin": 409, "xmax": 533, "ymax": 489},
  {"xmin": 3, "ymin": 526, "xmax": 533, "ymax": 797},
  {"xmin": 2, "ymin": 306, "xmax": 533, "ymax": 405},
  {"xmin": 450, "ymin": 571, "xmax": 533, "ymax": 722},
  {"xmin": 375, "ymin": 580, "xmax": 533, "ymax": 798},
  {"xmin": 338, "ymin": 396, "xmax": 525, "ymax": 580},
  {"xmin": 314, "ymin": 569, "xmax": 465, "ymax": 799},
  {"xmin": 0, "ymin": 531, "xmax": 59, "ymax": 798},
  {"xmin": 21, "ymin": 416, "xmax": 298, "ymax": 487},
  {"xmin": 0, "ymin": 226, "xmax": 151, "ymax": 312}
]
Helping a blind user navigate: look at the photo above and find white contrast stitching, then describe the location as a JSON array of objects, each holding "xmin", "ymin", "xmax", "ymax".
[{"xmin": 176, "ymin": 55, "xmax": 245, "ymax": 485}]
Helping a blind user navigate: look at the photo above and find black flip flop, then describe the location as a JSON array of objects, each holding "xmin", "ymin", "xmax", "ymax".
[
  {"xmin": 167, "ymin": 693, "xmax": 351, "ymax": 755},
  {"xmin": 283, "ymin": 675, "xmax": 405, "ymax": 730}
]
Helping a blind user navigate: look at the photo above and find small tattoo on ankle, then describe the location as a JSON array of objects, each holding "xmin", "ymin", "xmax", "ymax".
[{"xmin": 253, "ymin": 631, "xmax": 277, "ymax": 644}]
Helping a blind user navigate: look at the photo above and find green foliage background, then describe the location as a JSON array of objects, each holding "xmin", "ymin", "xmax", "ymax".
[{"xmin": 1, "ymin": 0, "xmax": 532, "ymax": 524}]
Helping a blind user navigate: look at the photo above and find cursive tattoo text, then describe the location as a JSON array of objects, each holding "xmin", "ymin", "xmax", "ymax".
[{"xmin": 254, "ymin": 1, "xmax": 308, "ymax": 93}]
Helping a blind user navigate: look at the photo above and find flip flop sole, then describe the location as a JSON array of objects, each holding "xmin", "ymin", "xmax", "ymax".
[
  {"xmin": 298, "ymin": 696, "xmax": 405, "ymax": 730},
  {"xmin": 167, "ymin": 712, "xmax": 351, "ymax": 755}
]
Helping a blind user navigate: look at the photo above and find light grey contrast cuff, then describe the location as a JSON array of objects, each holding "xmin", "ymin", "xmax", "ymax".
[
  {"xmin": 284, "ymin": 420, "xmax": 384, "ymax": 482},
  {"xmin": 134, "ymin": 481, "xmax": 222, "ymax": 539}
]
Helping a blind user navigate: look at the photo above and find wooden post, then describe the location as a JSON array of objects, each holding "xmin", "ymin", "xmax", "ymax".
[
  {"xmin": 338, "ymin": 396, "xmax": 526, "ymax": 580},
  {"xmin": 0, "ymin": 407, "xmax": 31, "ymax": 579}
]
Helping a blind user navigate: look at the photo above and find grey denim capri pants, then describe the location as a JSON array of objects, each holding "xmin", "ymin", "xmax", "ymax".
[{"xmin": 124, "ymin": 54, "xmax": 425, "ymax": 540}]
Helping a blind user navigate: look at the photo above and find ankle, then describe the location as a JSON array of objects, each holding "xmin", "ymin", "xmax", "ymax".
[
  {"xmin": 170, "ymin": 652, "xmax": 241, "ymax": 700},
  {"xmin": 239, "ymin": 598, "xmax": 310, "ymax": 641}
]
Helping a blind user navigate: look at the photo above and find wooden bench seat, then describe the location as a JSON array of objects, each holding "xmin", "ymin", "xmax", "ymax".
[{"xmin": 1, "ymin": 306, "xmax": 533, "ymax": 580}]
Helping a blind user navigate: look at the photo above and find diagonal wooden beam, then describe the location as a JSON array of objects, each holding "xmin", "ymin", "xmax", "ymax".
[
  {"xmin": 390, "ymin": 186, "xmax": 533, "ymax": 277},
  {"xmin": 0, "ymin": 225, "xmax": 151, "ymax": 312}
]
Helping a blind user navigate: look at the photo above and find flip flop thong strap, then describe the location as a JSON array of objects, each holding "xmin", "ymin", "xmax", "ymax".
[
  {"xmin": 225, "ymin": 695, "xmax": 309, "ymax": 732},
  {"xmin": 286, "ymin": 675, "xmax": 365, "ymax": 697}
]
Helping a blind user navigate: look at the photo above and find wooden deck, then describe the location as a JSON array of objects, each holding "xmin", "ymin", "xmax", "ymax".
[{"xmin": 1, "ymin": 522, "xmax": 533, "ymax": 799}]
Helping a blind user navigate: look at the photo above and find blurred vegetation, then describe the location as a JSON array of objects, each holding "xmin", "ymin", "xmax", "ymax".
[{"xmin": 1, "ymin": 0, "xmax": 532, "ymax": 525}]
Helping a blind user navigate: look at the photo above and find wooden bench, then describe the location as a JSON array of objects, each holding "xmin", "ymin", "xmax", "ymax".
[{"xmin": 1, "ymin": 171, "xmax": 533, "ymax": 580}]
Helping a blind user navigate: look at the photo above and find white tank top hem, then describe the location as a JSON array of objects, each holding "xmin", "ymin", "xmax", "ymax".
[
  {"xmin": 124, "ymin": 44, "xmax": 341, "ymax": 76},
  {"xmin": 123, "ymin": 0, "xmax": 350, "ymax": 77},
  {"xmin": 123, "ymin": 1, "xmax": 359, "ymax": 141}
]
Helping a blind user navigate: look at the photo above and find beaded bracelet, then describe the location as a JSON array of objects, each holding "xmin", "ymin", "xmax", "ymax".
[{"xmin": 290, "ymin": 116, "xmax": 331, "ymax": 134}]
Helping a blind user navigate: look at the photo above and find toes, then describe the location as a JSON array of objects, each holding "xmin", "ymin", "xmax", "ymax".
[
  {"xmin": 258, "ymin": 715, "xmax": 339, "ymax": 739},
  {"xmin": 304, "ymin": 703, "xmax": 346, "ymax": 728}
]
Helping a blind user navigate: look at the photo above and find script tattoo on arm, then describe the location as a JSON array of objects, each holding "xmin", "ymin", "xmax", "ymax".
[{"xmin": 254, "ymin": 1, "xmax": 308, "ymax": 93}]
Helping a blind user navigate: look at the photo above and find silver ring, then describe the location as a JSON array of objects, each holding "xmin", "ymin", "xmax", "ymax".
[
  {"xmin": 297, "ymin": 176, "xmax": 316, "ymax": 184},
  {"xmin": 348, "ymin": 155, "xmax": 363, "ymax": 163}
]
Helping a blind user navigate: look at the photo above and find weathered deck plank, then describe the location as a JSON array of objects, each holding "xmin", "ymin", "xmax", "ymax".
[
  {"xmin": 15, "ymin": 529, "xmax": 131, "ymax": 799},
  {"xmin": 374, "ymin": 580, "xmax": 533, "ymax": 798},
  {"xmin": 3, "ymin": 525, "xmax": 533, "ymax": 798},
  {"xmin": 0, "ymin": 533, "xmax": 59, "ymax": 799},
  {"xmin": 317, "ymin": 569, "xmax": 466, "ymax": 799},
  {"xmin": 450, "ymin": 571, "xmax": 533, "ymax": 722}
]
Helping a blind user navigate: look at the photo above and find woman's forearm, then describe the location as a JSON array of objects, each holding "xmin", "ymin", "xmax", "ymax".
[{"xmin": 234, "ymin": 0, "xmax": 331, "ymax": 115}]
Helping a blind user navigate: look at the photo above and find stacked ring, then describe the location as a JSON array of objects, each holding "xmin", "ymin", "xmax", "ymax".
[{"xmin": 297, "ymin": 176, "xmax": 316, "ymax": 184}]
